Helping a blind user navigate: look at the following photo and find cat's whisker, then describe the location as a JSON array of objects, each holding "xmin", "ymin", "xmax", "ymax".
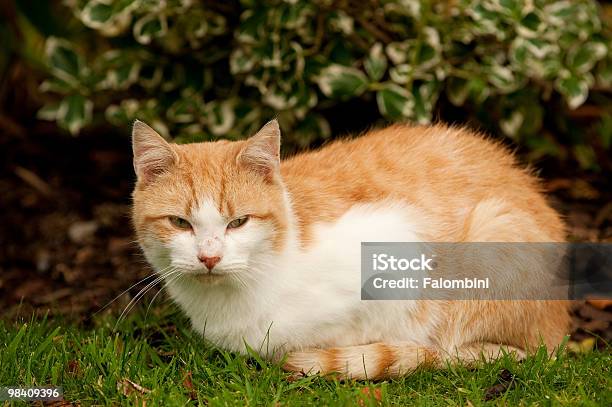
[
  {"xmin": 94, "ymin": 275, "xmax": 156, "ymax": 316},
  {"xmin": 93, "ymin": 265, "xmax": 172, "ymax": 316},
  {"xmin": 113, "ymin": 268, "xmax": 179, "ymax": 330},
  {"xmin": 117, "ymin": 273, "xmax": 176, "ymax": 326},
  {"xmin": 144, "ymin": 269, "xmax": 182, "ymax": 320},
  {"xmin": 114, "ymin": 277, "xmax": 165, "ymax": 328}
]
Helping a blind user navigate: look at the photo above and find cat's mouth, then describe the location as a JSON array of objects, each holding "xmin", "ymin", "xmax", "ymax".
[{"xmin": 189, "ymin": 271, "xmax": 226, "ymax": 283}]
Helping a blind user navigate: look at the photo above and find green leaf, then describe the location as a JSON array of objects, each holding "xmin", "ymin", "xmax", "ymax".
[
  {"xmin": 567, "ymin": 42, "xmax": 607, "ymax": 74},
  {"xmin": 280, "ymin": 2, "xmax": 312, "ymax": 30},
  {"xmin": 138, "ymin": 65, "xmax": 163, "ymax": 89},
  {"xmin": 364, "ymin": 43, "xmax": 387, "ymax": 82},
  {"xmin": 467, "ymin": 4, "xmax": 503, "ymax": 36},
  {"xmin": 414, "ymin": 43, "xmax": 439, "ymax": 71},
  {"xmin": 487, "ymin": 65, "xmax": 519, "ymax": 93},
  {"xmin": 230, "ymin": 48, "xmax": 256, "ymax": 74},
  {"xmin": 413, "ymin": 81, "xmax": 440, "ymax": 124},
  {"xmin": 446, "ymin": 75, "xmax": 490, "ymax": 106},
  {"xmin": 525, "ymin": 137, "xmax": 562, "ymax": 161},
  {"xmin": 387, "ymin": 35, "xmax": 439, "ymax": 73},
  {"xmin": 596, "ymin": 58, "xmax": 612, "ymax": 88},
  {"xmin": 105, "ymin": 99, "xmax": 166, "ymax": 136},
  {"xmin": 510, "ymin": 38, "xmax": 560, "ymax": 80},
  {"xmin": 37, "ymin": 103, "xmax": 61, "ymax": 121},
  {"xmin": 204, "ymin": 100, "xmax": 236, "ymax": 136},
  {"xmin": 262, "ymin": 85, "xmax": 299, "ymax": 110},
  {"xmin": 376, "ymin": 83, "xmax": 414, "ymax": 120},
  {"xmin": 183, "ymin": 9, "xmax": 209, "ymax": 48},
  {"xmin": 386, "ymin": 41, "xmax": 412, "ymax": 65},
  {"xmin": 205, "ymin": 12, "xmax": 227, "ymax": 36},
  {"xmin": 500, "ymin": 110, "xmax": 524, "ymax": 138},
  {"xmin": 598, "ymin": 114, "xmax": 612, "ymax": 150},
  {"xmin": 105, "ymin": 104, "xmax": 129, "ymax": 126},
  {"xmin": 45, "ymin": 37, "xmax": 82, "ymax": 85},
  {"xmin": 329, "ymin": 10, "xmax": 354, "ymax": 35},
  {"xmin": 446, "ymin": 77, "xmax": 470, "ymax": 106},
  {"xmin": 237, "ymin": 9, "xmax": 267, "ymax": 43},
  {"xmin": 573, "ymin": 144, "xmax": 597, "ymax": 170},
  {"xmin": 518, "ymin": 11, "xmax": 543, "ymax": 36},
  {"xmin": 499, "ymin": 91, "xmax": 543, "ymax": 138},
  {"xmin": 544, "ymin": 1, "xmax": 578, "ymax": 26},
  {"xmin": 94, "ymin": 51, "xmax": 141, "ymax": 90},
  {"xmin": 81, "ymin": 2, "xmax": 113, "ymax": 26},
  {"xmin": 492, "ymin": 0, "xmax": 521, "ymax": 17},
  {"xmin": 389, "ymin": 64, "xmax": 413, "ymax": 85},
  {"xmin": 555, "ymin": 75, "xmax": 589, "ymax": 109},
  {"xmin": 467, "ymin": 77, "xmax": 490, "ymax": 104},
  {"xmin": 167, "ymin": 93, "xmax": 204, "ymax": 123},
  {"xmin": 293, "ymin": 113, "xmax": 331, "ymax": 147},
  {"xmin": 58, "ymin": 95, "xmax": 93, "ymax": 135},
  {"xmin": 78, "ymin": 0, "xmax": 134, "ymax": 35},
  {"xmin": 133, "ymin": 13, "xmax": 168, "ymax": 45},
  {"xmin": 39, "ymin": 77, "xmax": 73, "ymax": 94},
  {"xmin": 316, "ymin": 64, "xmax": 369, "ymax": 99}
]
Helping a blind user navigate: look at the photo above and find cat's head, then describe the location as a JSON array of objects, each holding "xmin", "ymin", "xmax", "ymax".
[{"xmin": 131, "ymin": 120, "xmax": 290, "ymax": 283}]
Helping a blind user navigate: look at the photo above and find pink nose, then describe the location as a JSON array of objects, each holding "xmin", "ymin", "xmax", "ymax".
[{"xmin": 198, "ymin": 255, "xmax": 221, "ymax": 270}]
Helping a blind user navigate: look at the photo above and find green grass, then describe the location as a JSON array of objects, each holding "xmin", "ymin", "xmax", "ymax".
[{"xmin": 0, "ymin": 305, "xmax": 610, "ymax": 406}]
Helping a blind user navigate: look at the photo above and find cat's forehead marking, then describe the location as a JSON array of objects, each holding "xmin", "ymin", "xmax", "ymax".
[
  {"xmin": 216, "ymin": 171, "xmax": 231, "ymax": 215},
  {"xmin": 192, "ymin": 197, "xmax": 226, "ymax": 231},
  {"xmin": 182, "ymin": 167, "xmax": 200, "ymax": 216},
  {"xmin": 177, "ymin": 143, "xmax": 232, "ymax": 217}
]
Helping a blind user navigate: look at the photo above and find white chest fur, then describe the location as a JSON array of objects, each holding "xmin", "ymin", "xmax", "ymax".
[{"xmin": 167, "ymin": 202, "xmax": 438, "ymax": 356}]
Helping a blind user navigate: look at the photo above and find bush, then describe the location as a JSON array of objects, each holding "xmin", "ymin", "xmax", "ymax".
[{"xmin": 34, "ymin": 0, "xmax": 611, "ymax": 166}]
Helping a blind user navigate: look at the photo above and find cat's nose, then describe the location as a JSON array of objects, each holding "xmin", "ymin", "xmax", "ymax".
[{"xmin": 198, "ymin": 255, "xmax": 221, "ymax": 270}]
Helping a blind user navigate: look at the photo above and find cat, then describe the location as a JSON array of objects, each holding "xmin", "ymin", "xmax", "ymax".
[{"xmin": 131, "ymin": 119, "xmax": 570, "ymax": 380}]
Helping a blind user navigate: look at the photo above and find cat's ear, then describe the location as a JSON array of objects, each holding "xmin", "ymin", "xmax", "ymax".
[
  {"xmin": 132, "ymin": 120, "xmax": 177, "ymax": 184},
  {"xmin": 237, "ymin": 119, "xmax": 281, "ymax": 181}
]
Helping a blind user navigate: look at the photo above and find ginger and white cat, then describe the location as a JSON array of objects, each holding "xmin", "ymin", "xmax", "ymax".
[{"xmin": 131, "ymin": 119, "xmax": 569, "ymax": 379}]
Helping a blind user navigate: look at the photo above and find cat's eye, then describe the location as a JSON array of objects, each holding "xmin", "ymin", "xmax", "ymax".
[
  {"xmin": 227, "ymin": 216, "xmax": 249, "ymax": 229},
  {"xmin": 169, "ymin": 216, "xmax": 192, "ymax": 230}
]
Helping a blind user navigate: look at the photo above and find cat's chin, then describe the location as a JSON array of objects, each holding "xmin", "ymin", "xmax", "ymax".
[{"xmin": 188, "ymin": 271, "xmax": 227, "ymax": 285}]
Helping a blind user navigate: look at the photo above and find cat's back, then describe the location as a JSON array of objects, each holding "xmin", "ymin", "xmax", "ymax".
[
  {"xmin": 282, "ymin": 124, "xmax": 564, "ymax": 242},
  {"xmin": 282, "ymin": 124, "xmax": 515, "ymax": 183}
]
